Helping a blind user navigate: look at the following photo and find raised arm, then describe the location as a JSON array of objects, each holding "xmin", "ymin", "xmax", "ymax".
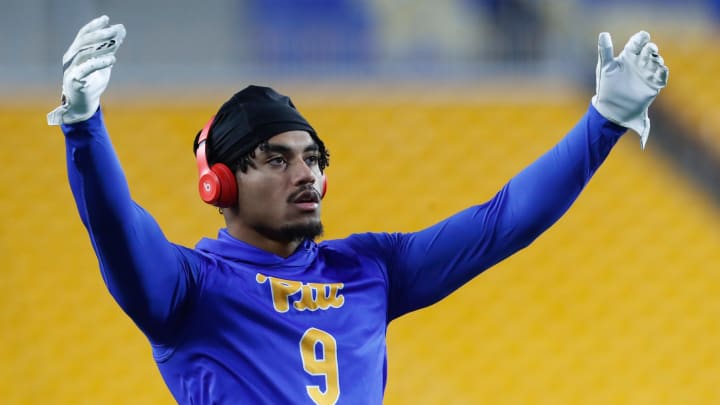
[
  {"xmin": 377, "ymin": 31, "xmax": 669, "ymax": 319},
  {"xmin": 48, "ymin": 16, "xmax": 197, "ymax": 343}
]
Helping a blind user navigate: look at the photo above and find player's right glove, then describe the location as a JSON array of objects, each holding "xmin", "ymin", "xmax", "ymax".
[
  {"xmin": 47, "ymin": 15, "xmax": 126, "ymax": 125},
  {"xmin": 591, "ymin": 31, "xmax": 669, "ymax": 149}
]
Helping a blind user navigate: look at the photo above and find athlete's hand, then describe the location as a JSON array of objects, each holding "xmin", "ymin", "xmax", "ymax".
[
  {"xmin": 47, "ymin": 15, "xmax": 126, "ymax": 125},
  {"xmin": 591, "ymin": 31, "xmax": 669, "ymax": 149}
]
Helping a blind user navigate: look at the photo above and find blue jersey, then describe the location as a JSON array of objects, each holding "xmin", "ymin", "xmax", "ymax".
[{"xmin": 61, "ymin": 105, "xmax": 625, "ymax": 404}]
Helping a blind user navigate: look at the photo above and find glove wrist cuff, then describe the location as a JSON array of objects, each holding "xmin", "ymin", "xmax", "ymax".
[
  {"xmin": 47, "ymin": 99, "xmax": 98, "ymax": 126},
  {"xmin": 592, "ymin": 95, "xmax": 650, "ymax": 148},
  {"xmin": 47, "ymin": 105, "xmax": 67, "ymax": 126}
]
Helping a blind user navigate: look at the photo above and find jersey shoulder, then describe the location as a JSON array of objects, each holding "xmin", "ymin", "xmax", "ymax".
[{"xmin": 319, "ymin": 232, "xmax": 398, "ymax": 258}]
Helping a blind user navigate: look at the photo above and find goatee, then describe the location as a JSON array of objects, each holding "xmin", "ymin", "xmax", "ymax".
[{"xmin": 255, "ymin": 220, "xmax": 324, "ymax": 243}]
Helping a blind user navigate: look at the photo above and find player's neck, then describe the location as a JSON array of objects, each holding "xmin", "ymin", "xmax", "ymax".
[{"xmin": 226, "ymin": 225, "xmax": 302, "ymax": 258}]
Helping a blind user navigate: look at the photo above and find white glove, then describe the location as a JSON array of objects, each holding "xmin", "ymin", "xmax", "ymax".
[
  {"xmin": 47, "ymin": 15, "xmax": 126, "ymax": 125},
  {"xmin": 591, "ymin": 31, "xmax": 669, "ymax": 149}
]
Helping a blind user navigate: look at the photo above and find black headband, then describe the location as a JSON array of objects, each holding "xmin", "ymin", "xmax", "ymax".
[{"xmin": 193, "ymin": 85, "xmax": 323, "ymax": 165}]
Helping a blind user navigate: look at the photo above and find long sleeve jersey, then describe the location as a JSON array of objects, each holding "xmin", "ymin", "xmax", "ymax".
[{"xmin": 62, "ymin": 105, "xmax": 626, "ymax": 404}]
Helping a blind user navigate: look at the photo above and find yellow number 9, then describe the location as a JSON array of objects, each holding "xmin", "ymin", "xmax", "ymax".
[{"xmin": 299, "ymin": 328, "xmax": 340, "ymax": 405}]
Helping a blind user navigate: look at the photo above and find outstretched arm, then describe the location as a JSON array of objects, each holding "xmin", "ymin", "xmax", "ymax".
[
  {"xmin": 375, "ymin": 31, "xmax": 669, "ymax": 319},
  {"xmin": 50, "ymin": 16, "xmax": 197, "ymax": 344}
]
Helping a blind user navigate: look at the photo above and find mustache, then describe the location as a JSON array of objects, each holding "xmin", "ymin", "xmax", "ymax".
[{"xmin": 287, "ymin": 185, "xmax": 321, "ymax": 203}]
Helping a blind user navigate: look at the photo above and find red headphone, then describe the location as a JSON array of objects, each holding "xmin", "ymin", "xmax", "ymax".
[
  {"xmin": 195, "ymin": 116, "xmax": 327, "ymax": 207},
  {"xmin": 196, "ymin": 116, "xmax": 238, "ymax": 207}
]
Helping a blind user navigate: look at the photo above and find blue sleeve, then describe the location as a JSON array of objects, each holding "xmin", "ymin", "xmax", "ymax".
[
  {"xmin": 62, "ymin": 108, "xmax": 200, "ymax": 344},
  {"xmin": 366, "ymin": 104, "xmax": 627, "ymax": 320}
]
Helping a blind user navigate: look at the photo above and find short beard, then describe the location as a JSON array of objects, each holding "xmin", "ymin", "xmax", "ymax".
[{"xmin": 254, "ymin": 220, "xmax": 324, "ymax": 243}]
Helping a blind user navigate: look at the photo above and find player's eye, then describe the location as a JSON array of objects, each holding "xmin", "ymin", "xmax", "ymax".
[
  {"xmin": 267, "ymin": 156, "xmax": 287, "ymax": 167},
  {"xmin": 304, "ymin": 155, "xmax": 319, "ymax": 166}
]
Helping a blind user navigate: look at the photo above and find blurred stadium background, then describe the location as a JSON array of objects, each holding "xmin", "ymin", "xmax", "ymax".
[{"xmin": 3, "ymin": 0, "xmax": 720, "ymax": 403}]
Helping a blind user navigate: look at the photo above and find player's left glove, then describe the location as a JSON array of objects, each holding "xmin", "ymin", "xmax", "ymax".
[
  {"xmin": 592, "ymin": 31, "xmax": 669, "ymax": 149},
  {"xmin": 47, "ymin": 15, "xmax": 126, "ymax": 125}
]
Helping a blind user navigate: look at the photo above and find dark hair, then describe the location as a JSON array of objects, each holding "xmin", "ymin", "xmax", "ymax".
[{"xmin": 229, "ymin": 139, "xmax": 330, "ymax": 174}]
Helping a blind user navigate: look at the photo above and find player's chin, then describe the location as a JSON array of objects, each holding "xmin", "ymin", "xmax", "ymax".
[
  {"xmin": 289, "ymin": 215, "xmax": 322, "ymax": 229},
  {"xmin": 280, "ymin": 218, "xmax": 324, "ymax": 241}
]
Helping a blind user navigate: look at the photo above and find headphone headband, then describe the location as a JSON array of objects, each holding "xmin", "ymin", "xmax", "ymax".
[{"xmin": 196, "ymin": 115, "xmax": 215, "ymax": 178}]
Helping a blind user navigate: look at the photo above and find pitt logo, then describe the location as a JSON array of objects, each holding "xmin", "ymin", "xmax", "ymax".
[{"xmin": 256, "ymin": 274, "xmax": 345, "ymax": 313}]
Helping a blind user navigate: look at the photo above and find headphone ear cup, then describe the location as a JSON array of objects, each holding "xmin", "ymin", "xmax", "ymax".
[
  {"xmin": 321, "ymin": 173, "xmax": 328, "ymax": 199},
  {"xmin": 198, "ymin": 171, "xmax": 221, "ymax": 206},
  {"xmin": 211, "ymin": 163, "xmax": 238, "ymax": 207}
]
